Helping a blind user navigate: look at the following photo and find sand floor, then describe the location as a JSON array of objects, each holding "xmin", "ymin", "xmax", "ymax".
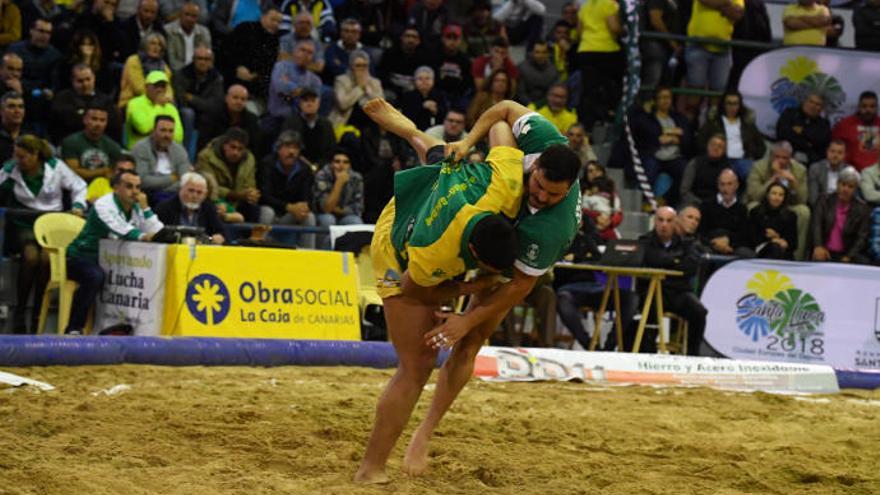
[{"xmin": 1, "ymin": 365, "xmax": 878, "ymax": 495}]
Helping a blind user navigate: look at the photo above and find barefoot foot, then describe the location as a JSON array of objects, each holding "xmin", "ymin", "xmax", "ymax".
[
  {"xmin": 402, "ymin": 432, "xmax": 430, "ymax": 477},
  {"xmin": 354, "ymin": 466, "xmax": 391, "ymax": 484},
  {"xmin": 363, "ymin": 98, "xmax": 419, "ymax": 138}
]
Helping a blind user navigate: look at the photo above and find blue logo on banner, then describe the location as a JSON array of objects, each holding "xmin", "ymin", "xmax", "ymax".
[{"xmin": 186, "ymin": 274, "xmax": 231, "ymax": 325}]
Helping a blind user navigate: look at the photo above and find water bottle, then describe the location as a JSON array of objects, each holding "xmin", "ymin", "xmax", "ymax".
[
  {"xmin": 523, "ymin": 307, "xmax": 535, "ymax": 335},
  {"xmin": 512, "ymin": 305, "xmax": 525, "ymax": 334}
]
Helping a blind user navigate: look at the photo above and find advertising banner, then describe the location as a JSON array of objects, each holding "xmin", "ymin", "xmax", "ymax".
[
  {"xmin": 739, "ymin": 46, "xmax": 880, "ymax": 137},
  {"xmin": 474, "ymin": 346, "xmax": 838, "ymax": 394},
  {"xmin": 702, "ymin": 259, "xmax": 880, "ymax": 371},
  {"xmin": 95, "ymin": 239, "xmax": 169, "ymax": 336},
  {"xmin": 162, "ymin": 245, "xmax": 360, "ymax": 340}
]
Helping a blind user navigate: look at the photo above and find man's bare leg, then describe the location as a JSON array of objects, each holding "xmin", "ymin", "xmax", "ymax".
[
  {"xmin": 354, "ymin": 295, "xmax": 438, "ymax": 484},
  {"xmin": 363, "ymin": 98, "xmax": 444, "ymax": 163},
  {"xmin": 402, "ymin": 290, "xmax": 508, "ymax": 475}
]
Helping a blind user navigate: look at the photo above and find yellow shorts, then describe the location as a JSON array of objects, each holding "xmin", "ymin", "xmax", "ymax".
[{"xmin": 371, "ymin": 199, "xmax": 404, "ymax": 299}]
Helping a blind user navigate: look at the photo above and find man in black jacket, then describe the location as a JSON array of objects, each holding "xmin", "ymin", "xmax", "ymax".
[
  {"xmin": 629, "ymin": 206, "xmax": 707, "ymax": 355},
  {"xmin": 197, "ymin": 84, "xmax": 261, "ymax": 154},
  {"xmin": 222, "ymin": 6, "xmax": 282, "ymax": 101},
  {"xmin": 855, "ymin": 0, "xmax": 880, "ymax": 51},
  {"xmin": 49, "ymin": 65, "xmax": 118, "ymax": 143},
  {"xmin": 776, "ymin": 92, "xmax": 831, "ymax": 166},
  {"xmin": 258, "ymin": 130, "xmax": 316, "ymax": 248},
  {"xmin": 698, "ymin": 169, "xmax": 754, "ymax": 257},
  {"xmin": 173, "ymin": 45, "xmax": 224, "ymax": 158},
  {"xmin": 279, "ymin": 87, "xmax": 335, "ymax": 167},
  {"xmin": 154, "ymin": 171, "xmax": 227, "ymax": 244},
  {"xmin": 117, "ymin": 0, "xmax": 166, "ymax": 63}
]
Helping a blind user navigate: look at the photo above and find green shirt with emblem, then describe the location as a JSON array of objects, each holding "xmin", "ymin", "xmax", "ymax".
[
  {"xmin": 511, "ymin": 112, "xmax": 581, "ymax": 276},
  {"xmin": 61, "ymin": 131, "xmax": 122, "ymax": 172},
  {"xmin": 390, "ymin": 146, "xmax": 524, "ymax": 287}
]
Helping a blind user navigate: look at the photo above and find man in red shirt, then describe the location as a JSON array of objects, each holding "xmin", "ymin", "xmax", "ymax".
[
  {"xmin": 831, "ymin": 91, "xmax": 880, "ymax": 171},
  {"xmin": 471, "ymin": 37, "xmax": 519, "ymax": 93}
]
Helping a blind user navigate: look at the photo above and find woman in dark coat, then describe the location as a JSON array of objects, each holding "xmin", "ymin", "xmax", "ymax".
[{"xmin": 749, "ymin": 181, "xmax": 798, "ymax": 260}]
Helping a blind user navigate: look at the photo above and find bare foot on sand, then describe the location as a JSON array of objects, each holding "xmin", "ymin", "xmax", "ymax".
[
  {"xmin": 353, "ymin": 466, "xmax": 391, "ymax": 485},
  {"xmin": 402, "ymin": 431, "xmax": 430, "ymax": 476}
]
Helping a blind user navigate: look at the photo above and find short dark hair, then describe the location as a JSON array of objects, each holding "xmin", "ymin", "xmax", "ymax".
[
  {"xmin": 469, "ymin": 214, "xmax": 518, "ymax": 271},
  {"xmin": 536, "ymin": 144, "xmax": 580, "ymax": 185},
  {"xmin": 84, "ymin": 101, "xmax": 109, "ymax": 115},
  {"xmin": 276, "ymin": 129, "xmax": 302, "ymax": 149},
  {"xmin": 71, "ymin": 63, "xmax": 93, "ymax": 77},
  {"xmin": 115, "ymin": 153, "xmax": 137, "ymax": 169},
  {"xmin": 154, "ymin": 115, "xmax": 175, "ymax": 127},
  {"xmin": 332, "ymin": 148, "xmax": 350, "ymax": 161},
  {"xmin": 111, "ymin": 169, "xmax": 139, "ymax": 186},
  {"xmin": 859, "ymin": 91, "xmax": 877, "ymax": 102},
  {"xmin": 829, "ymin": 138, "xmax": 846, "ymax": 148},
  {"xmin": 222, "ymin": 126, "xmax": 249, "ymax": 147}
]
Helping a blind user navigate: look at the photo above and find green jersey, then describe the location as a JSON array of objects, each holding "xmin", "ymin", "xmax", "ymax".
[
  {"xmin": 511, "ymin": 112, "xmax": 581, "ymax": 276},
  {"xmin": 67, "ymin": 193, "xmax": 164, "ymax": 261},
  {"xmin": 389, "ymin": 146, "xmax": 523, "ymax": 286},
  {"xmin": 61, "ymin": 131, "xmax": 122, "ymax": 171}
]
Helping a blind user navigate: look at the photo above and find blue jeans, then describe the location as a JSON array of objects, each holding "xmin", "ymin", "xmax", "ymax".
[
  {"xmin": 640, "ymin": 155, "xmax": 688, "ymax": 202},
  {"xmin": 317, "ymin": 213, "xmax": 363, "ymax": 249},
  {"xmin": 66, "ymin": 256, "xmax": 105, "ymax": 333},
  {"xmin": 557, "ymin": 281, "xmax": 605, "ymax": 348},
  {"xmin": 685, "ymin": 44, "xmax": 731, "ymax": 92},
  {"xmin": 272, "ymin": 211, "xmax": 317, "ymax": 249},
  {"xmin": 179, "ymin": 106, "xmax": 198, "ymax": 161}
]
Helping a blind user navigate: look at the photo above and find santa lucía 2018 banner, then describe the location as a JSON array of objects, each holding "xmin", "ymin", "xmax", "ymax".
[
  {"xmin": 702, "ymin": 260, "xmax": 880, "ymax": 371},
  {"xmin": 739, "ymin": 46, "xmax": 880, "ymax": 137}
]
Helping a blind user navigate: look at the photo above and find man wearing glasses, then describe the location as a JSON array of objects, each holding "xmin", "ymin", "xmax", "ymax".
[{"xmin": 425, "ymin": 109, "xmax": 470, "ymax": 147}]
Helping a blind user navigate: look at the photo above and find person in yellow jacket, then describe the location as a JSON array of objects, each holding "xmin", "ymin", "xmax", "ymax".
[
  {"xmin": 124, "ymin": 71, "xmax": 183, "ymax": 149},
  {"xmin": 118, "ymin": 33, "xmax": 174, "ymax": 109}
]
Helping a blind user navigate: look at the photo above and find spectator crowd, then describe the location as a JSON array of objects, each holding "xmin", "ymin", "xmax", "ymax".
[{"xmin": 0, "ymin": 0, "xmax": 879, "ymax": 349}]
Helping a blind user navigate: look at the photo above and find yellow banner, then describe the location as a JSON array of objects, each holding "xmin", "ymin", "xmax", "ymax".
[{"xmin": 162, "ymin": 245, "xmax": 360, "ymax": 340}]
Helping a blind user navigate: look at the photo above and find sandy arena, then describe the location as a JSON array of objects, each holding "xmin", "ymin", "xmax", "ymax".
[{"xmin": 1, "ymin": 364, "xmax": 878, "ymax": 494}]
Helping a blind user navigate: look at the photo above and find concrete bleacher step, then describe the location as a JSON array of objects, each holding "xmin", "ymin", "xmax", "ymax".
[
  {"xmin": 594, "ymin": 142, "xmax": 613, "ymax": 167},
  {"xmin": 605, "ymin": 166, "xmax": 624, "ymax": 189},
  {"xmin": 619, "ymin": 211, "xmax": 652, "ymax": 239},
  {"xmin": 619, "ymin": 186, "xmax": 643, "ymax": 213}
]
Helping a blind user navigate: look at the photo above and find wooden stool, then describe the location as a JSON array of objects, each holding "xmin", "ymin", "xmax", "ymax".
[{"xmin": 665, "ymin": 312, "xmax": 689, "ymax": 356}]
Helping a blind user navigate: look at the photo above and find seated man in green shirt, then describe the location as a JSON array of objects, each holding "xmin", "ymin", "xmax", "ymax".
[
  {"xmin": 61, "ymin": 103, "xmax": 122, "ymax": 184},
  {"xmin": 66, "ymin": 169, "xmax": 164, "ymax": 334}
]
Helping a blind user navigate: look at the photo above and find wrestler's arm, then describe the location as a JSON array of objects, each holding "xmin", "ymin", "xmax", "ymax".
[
  {"xmin": 400, "ymin": 271, "xmax": 498, "ymax": 306},
  {"xmin": 423, "ymin": 266, "xmax": 537, "ymax": 344},
  {"xmin": 447, "ymin": 100, "xmax": 531, "ymax": 159}
]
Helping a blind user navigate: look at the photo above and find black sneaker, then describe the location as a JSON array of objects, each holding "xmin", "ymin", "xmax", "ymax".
[{"xmin": 65, "ymin": 329, "xmax": 83, "ymax": 336}]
